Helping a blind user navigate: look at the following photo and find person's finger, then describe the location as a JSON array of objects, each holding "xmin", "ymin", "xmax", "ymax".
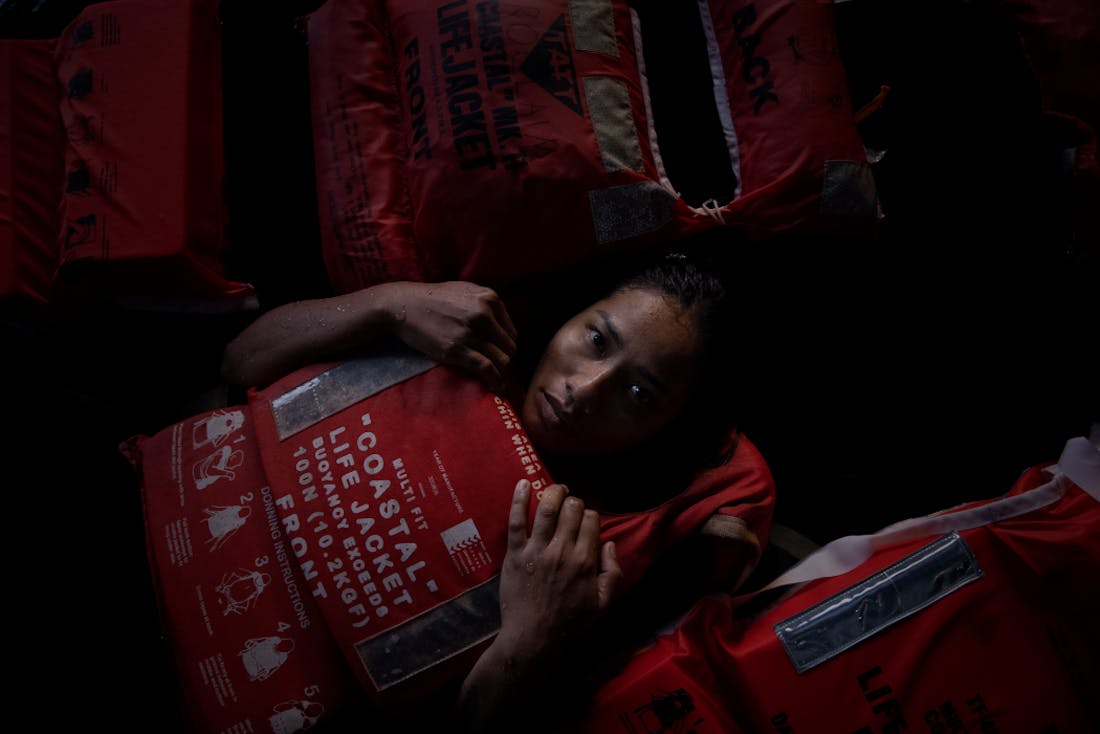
[
  {"xmin": 596, "ymin": 541, "xmax": 622, "ymax": 611},
  {"xmin": 507, "ymin": 480, "xmax": 531, "ymax": 553},
  {"xmin": 478, "ymin": 312, "xmax": 517, "ymax": 360},
  {"xmin": 574, "ymin": 508, "xmax": 600, "ymax": 559},
  {"xmin": 529, "ymin": 483, "xmax": 568, "ymax": 546},
  {"xmin": 554, "ymin": 496, "xmax": 586, "ymax": 546},
  {"xmin": 480, "ymin": 342, "xmax": 513, "ymax": 381},
  {"xmin": 448, "ymin": 347, "xmax": 504, "ymax": 389},
  {"xmin": 485, "ymin": 290, "xmax": 518, "ymax": 341}
]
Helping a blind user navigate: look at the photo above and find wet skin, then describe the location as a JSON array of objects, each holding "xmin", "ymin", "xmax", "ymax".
[{"xmin": 521, "ymin": 287, "xmax": 702, "ymax": 457}]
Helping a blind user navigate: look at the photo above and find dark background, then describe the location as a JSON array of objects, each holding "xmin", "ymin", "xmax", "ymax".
[{"xmin": 1, "ymin": 0, "xmax": 1097, "ymax": 731}]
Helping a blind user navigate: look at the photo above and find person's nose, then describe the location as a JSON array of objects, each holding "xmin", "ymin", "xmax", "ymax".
[{"xmin": 565, "ymin": 362, "xmax": 615, "ymax": 416}]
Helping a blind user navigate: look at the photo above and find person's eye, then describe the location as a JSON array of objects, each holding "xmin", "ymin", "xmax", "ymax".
[
  {"xmin": 628, "ymin": 384, "xmax": 652, "ymax": 406},
  {"xmin": 588, "ymin": 327, "xmax": 606, "ymax": 354}
]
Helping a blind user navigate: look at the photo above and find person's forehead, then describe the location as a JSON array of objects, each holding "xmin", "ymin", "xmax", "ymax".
[{"xmin": 594, "ymin": 288, "xmax": 699, "ymax": 355}]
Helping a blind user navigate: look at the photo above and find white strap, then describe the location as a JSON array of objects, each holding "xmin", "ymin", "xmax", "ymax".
[{"xmin": 759, "ymin": 474, "xmax": 1069, "ymax": 592}]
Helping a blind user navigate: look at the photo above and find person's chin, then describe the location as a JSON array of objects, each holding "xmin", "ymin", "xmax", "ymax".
[{"xmin": 522, "ymin": 410, "xmax": 566, "ymax": 458}]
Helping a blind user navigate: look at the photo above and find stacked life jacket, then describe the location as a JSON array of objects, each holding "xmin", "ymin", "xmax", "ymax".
[
  {"xmin": 125, "ymin": 351, "xmax": 775, "ymax": 733},
  {"xmin": 2, "ymin": 0, "xmax": 253, "ymax": 311},
  {"xmin": 0, "ymin": 38, "xmax": 63, "ymax": 307},
  {"xmin": 578, "ymin": 430, "xmax": 1100, "ymax": 734},
  {"xmin": 305, "ymin": 0, "xmax": 878, "ymax": 296}
]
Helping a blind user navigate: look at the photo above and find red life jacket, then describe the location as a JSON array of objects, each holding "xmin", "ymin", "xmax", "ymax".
[
  {"xmin": 52, "ymin": 0, "xmax": 253, "ymax": 308},
  {"xmin": 0, "ymin": 39, "xmax": 63, "ymax": 307},
  {"xmin": 305, "ymin": 0, "xmax": 876, "ymax": 296},
  {"xmin": 129, "ymin": 354, "xmax": 775, "ymax": 730},
  {"xmin": 580, "ymin": 433, "xmax": 1100, "ymax": 734}
]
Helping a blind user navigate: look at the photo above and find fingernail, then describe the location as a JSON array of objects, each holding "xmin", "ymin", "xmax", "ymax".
[{"xmin": 515, "ymin": 479, "xmax": 530, "ymax": 497}]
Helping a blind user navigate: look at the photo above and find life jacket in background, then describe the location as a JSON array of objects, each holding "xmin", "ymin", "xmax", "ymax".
[
  {"xmin": 580, "ymin": 433, "xmax": 1100, "ymax": 734},
  {"xmin": 51, "ymin": 0, "xmax": 255, "ymax": 309},
  {"xmin": 305, "ymin": 0, "xmax": 876, "ymax": 296},
  {"xmin": 991, "ymin": 0, "xmax": 1100, "ymax": 265},
  {"xmin": 128, "ymin": 352, "xmax": 775, "ymax": 731},
  {"xmin": 0, "ymin": 39, "xmax": 64, "ymax": 308}
]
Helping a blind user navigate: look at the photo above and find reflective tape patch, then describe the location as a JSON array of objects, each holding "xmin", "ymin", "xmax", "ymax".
[
  {"xmin": 570, "ymin": 0, "xmax": 618, "ymax": 56},
  {"xmin": 356, "ymin": 577, "xmax": 501, "ymax": 690},
  {"xmin": 588, "ymin": 181, "xmax": 676, "ymax": 244},
  {"xmin": 583, "ymin": 76, "xmax": 644, "ymax": 173},
  {"xmin": 775, "ymin": 532, "xmax": 983, "ymax": 673},
  {"xmin": 270, "ymin": 351, "xmax": 436, "ymax": 440}
]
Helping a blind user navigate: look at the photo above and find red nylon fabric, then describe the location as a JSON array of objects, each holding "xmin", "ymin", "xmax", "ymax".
[
  {"xmin": 0, "ymin": 39, "xmax": 63, "ymax": 305},
  {"xmin": 53, "ymin": 0, "xmax": 252, "ymax": 304},
  {"xmin": 581, "ymin": 461, "xmax": 1100, "ymax": 734},
  {"xmin": 601, "ymin": 434, "xmax": 774, "ymax": 591}
]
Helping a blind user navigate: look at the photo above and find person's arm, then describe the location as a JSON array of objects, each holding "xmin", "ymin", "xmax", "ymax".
[
  {"xmin": 457, "ymin": 481, "xmax": 622, "ymax": 733},
  {"xmin": 220, "ymin": 281, "xmax": 517, "ymax": 389}
]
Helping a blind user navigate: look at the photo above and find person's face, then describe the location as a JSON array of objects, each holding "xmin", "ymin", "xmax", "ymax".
[{"xmin": 521, "ymin": 287, "xmax": 702, "ymax": 457}]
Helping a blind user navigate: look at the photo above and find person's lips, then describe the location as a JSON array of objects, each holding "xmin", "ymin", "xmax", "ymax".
[{"xmin": 539, "ymin": 390, "xmax": 573, "ymax": 432}]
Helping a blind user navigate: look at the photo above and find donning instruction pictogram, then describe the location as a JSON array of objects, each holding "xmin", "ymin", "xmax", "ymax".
[
  {"xmin": 67, "ymin": 68, "xmax": 94, "ymax": 99},
  {"xmin": 193, "ymin": 445, "xmax": 245, "ymax": 490},
  {"xmin": 192, "ymin": 410, "xmax": 246, "ymax": 450},
  {"xmin": 269, "ymin": 700, "xmax": 324, "ymax": 734},
  {"xmin": 71, "ymin": 20, "xmax": 94, "ymax": 45},
  {"xmin": 67, "ymin": 114, "xmax": 98, "ymax": 144},
  {"xmin": 215, "ymin": 568, "xmax": 271, "ymax": 616},
  {"xmin": 239, "ymin": 636, "xmax": 295, "ymax": 682},
  {"xmin": 203, "ymin": 504, "xmax": 251, "ymax": 551},
  {"xmin": 66, "ymin": 162, "xmax": 91, "ymax": 195},
  {"xmin": 63, "ymin": 214, "xmax": 96, "ymax": 249}
]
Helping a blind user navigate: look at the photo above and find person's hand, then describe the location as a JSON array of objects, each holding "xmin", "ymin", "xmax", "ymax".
[
  {"xmin": 382, "ymin": 281, "xmax": 517, "ymax": 389},
  {"xmin": 496, "ymin": 481, "xmax": 621, "ymax": 665},
  {"xmin": 456, "ymin": 480, "xmax": 622, "ymax": 732}
]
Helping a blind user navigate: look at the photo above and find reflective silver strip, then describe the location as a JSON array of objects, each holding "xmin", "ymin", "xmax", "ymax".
[
  {"xmin": 356, "ymin": 577, "xmax": 501, "ymax": 690},
  {"xmin": 1056, "ymin": 433, "xmax": 1100, "ymax": 500},
  {"xmin": 569, "ymin": 0, "xmax": 618, "ymax": 56},
  {"xmin": 583, "ymin": 76, "xmax": 644, "ymax": 173},
  {"xmin": 775, "ymin": 532, "xmax": 982, "ymax": 673},
  {"xmin": 820, "ymin": 160, "xmax": 878, "ymax": 217},
  {"xmin": 588, "ymin": 180, "xmax": 676, "ymax": 244},
  {"xmin": 697, "ymin": 0, "xmax": 742, "ymax": 199},
  {"xmin": 269, "ymin": 351, "xmax": 436, "ymax": 440},
  {"xmin": 630, "ymin": 7, "xmax": 676, "ymax": 195}
]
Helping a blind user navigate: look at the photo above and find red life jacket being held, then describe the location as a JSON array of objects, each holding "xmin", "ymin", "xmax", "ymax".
[{"xmin": 129, "ymin": 352, "xmax": 775, "ymax": 731}]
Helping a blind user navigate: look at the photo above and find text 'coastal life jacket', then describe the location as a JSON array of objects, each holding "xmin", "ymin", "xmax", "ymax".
[
  {"xmin": 305, "ymin": 0, "xmax": 877, "ymax": 295},
  {"xmin": 579, "ymin": 433, "xmax": 1100, "ymax": 734},
  {"xmin": 127, "ymin": 351, "xmax": 774, "ymax": 732}
]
